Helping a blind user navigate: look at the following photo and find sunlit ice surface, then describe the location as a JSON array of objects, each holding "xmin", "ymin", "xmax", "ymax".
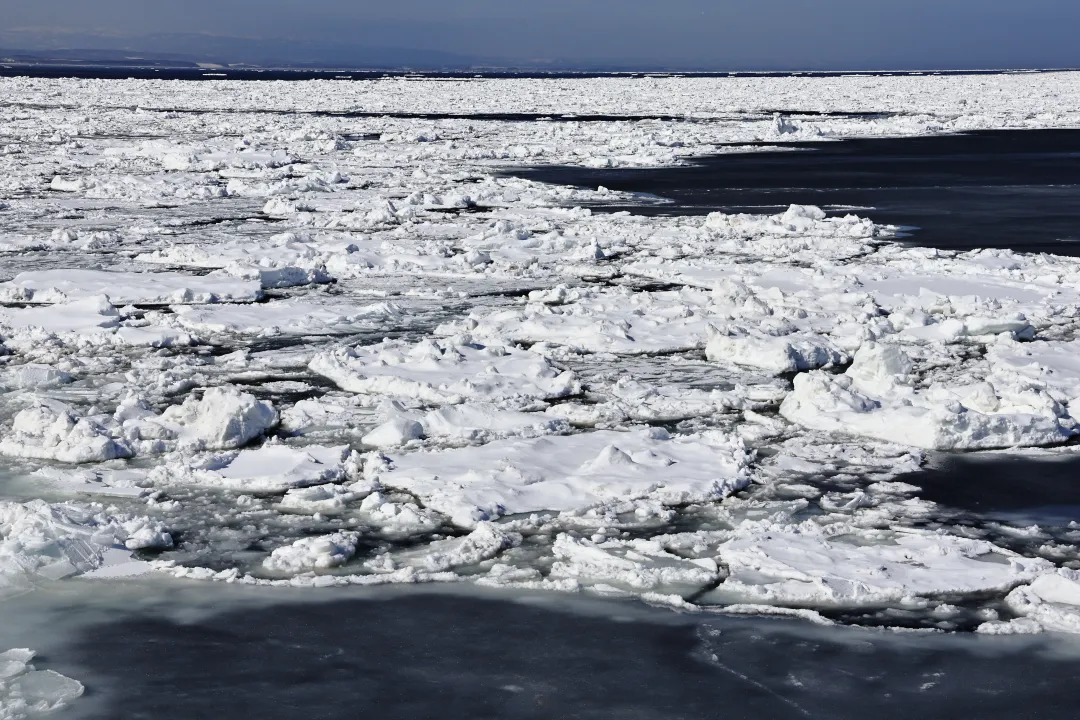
[{"xmin": 2, "ymin": 71, "xmax": 1080, "ymax": 716}]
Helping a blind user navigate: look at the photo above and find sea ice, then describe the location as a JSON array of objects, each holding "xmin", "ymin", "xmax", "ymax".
[
  {"xmin": 152, "ymin": 386, "xmax": 279, "ymax": 451},
  {"xmin": 450, "ymin": 286, "xmax": 722, "ymax": 355},
  {"xmin": 4, "ymin": 71, "xmax": 1080, "ymax": 627},
  {"xmin": 262, "ymin": 531, "xmax": 360, "ymax": 574},
  {"xmin": 375, "ymin": 427, "xmax": 752, "ymax": 527},
  {"xmin": 0, "ymin": 400, "xmax": 132, "ymax": 464},
  {"xmin": 155, "ymin": 443, "xmax": 355, "ymax": 492},
  {"xmin": 168, "ymin": 299, "xmax": 403, "ymax": 337},
  {"xmin": 0, "ymin": 499, "xmax": 169, "ymax": 598},
  {"xmin": 310, "ymin": 338, "xmax": 580, "ymax": 405},
  {"xmin": 705, "ymin": 527, "xmax": 1051, "ymax": 607},
  {"xmin": 0, "ymin": 649, "xmax": 84, "ymax": 719},
  {"xmin": 0, "ymin": 269, "xmax": 262, "ymax": 305},
  {"xmin": 780, "ymin": 343, "xmax": 1077, "ymax": 450},
  {"xmin": 1001, "ymin": 570, "xmax": 1080, "ymax": 634},
  {"xmin": 550, "ymin": 534, "xmax": 720, "ymax": 593}
]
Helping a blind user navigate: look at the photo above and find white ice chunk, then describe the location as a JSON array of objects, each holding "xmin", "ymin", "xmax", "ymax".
[
  {"xmin": 262, "ymin": 531, "xmax": 359, "ymax": 574},
  {"xmin": 420, "ymin": 404, "xmax": 569, "ymax": 442},
  {"xmin": 988, "ymin": 338, "xmax": 1080, "ymax": 407},
  {"xmin": 376, "ymin": 428, "xmax": 751, "ymax": 527},
  {"xmin": 550, "ymin": 534, "xmax": 719, "ymax": 592},
  {"xmin": 169, "ymin": 300, "xmax": 402, "ymax": 336},
  {"xmin": 186, "ymin": 444, "xmax": 353, "ymax": 492},
  {"xmin": 0, "ymin": 499, "xmax": 161, "ymax": 597},
  {"xmin": 453, "ymin": 287, "xmax": 720, "ymax": 355},
  {"xmin": 362, "ymin": 418, "xmax": 425, "ymax": 448},
  {"xmin": 0, "ymin": 296, "xmax": 189, "ymax": 349},
  {"xmin": 1003, "ymin": 570, "xmax": 1080, "ymax": 634},
  {"xmin": 705, "ymin": 324, "xmax": 846, "ymax": 374},
  {"xmin": 279, "ymin": 482, "xmax": 374, "ymax": 514},
  {"xmin": 136, "ymin": 231, "xmax": 340, "ymax": 288},
  {"xmin": 0, "ymin": 400, "xmax": 131, "ymax": 464},
  {"xmin": 0, "ymin": 296, "xmax": 119, "ymax": 334},
  {"xmin": 0, "ymin": 269, "xmax": 262, "ymax": 305},
  {"xmin": 310, "ymin": 338, "xmax": 580, "ymax": 405},
  {"xmin": 356, "ymin": 491, "xmax": 445, "ymax": 535},
  {"xmin": 780, "ymin": 343, "xmax": 1076, "ymax": 450},
  {"xmin": 0, "ymin": 364, "xmax": 74, "ymax": 391},
  {"xmin": 416, "ymin": 523, "xmax": 520, "ymax": 572},
  {"xmin": 0, "ymin": 648, "xmax": 84, "ymax": 718},
  {"xmin": 156, "ymin": 386, "xmax": 279, "ymax": 451},
  {"xmin": 707, "ymin": 528, "xmax": 1050, "ymax": 607}
]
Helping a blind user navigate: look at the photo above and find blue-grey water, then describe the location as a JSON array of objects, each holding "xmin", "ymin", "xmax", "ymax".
[
  {"xmin": 510, "ymin": 129, "xmax": 1080, "ymax": 255},
  {"xmin": 4, "ymin": 583, "xmax": 1078, "ymax": 720}
]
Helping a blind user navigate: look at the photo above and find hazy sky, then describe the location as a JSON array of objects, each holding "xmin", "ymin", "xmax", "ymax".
[{"xmin": 3, "ymin": 0, "xmax": 1079, "ymax": 69}]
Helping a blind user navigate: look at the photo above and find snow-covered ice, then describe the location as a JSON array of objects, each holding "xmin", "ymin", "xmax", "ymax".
[
  {"xmin": 780, "ymin": 342, "xmax": 1077, "ymax": 450},
  {"xmin": 706, "ymin": 527, "xmax": 1050, "ymax": 607},
  {"xmin": 262, "ymin": 531, "xmax": 360, "ymax": 573},
  {"xmin": 376, "ymin": 427, "xmax": 751, "ymax": 527},
  {"xmin": 0, "ymin": 269, "xmax": 262, "ymax": 305},
  {"xmin": 2, "ymin": 71, "xmax": 1080, "ymax": 633},
  {"xmin": 309, "ymin": 338, "xmax": 580, "ymax": 405}
]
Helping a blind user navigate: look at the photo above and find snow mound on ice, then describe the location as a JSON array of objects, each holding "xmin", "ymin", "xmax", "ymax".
[
  {"xmin": 157, "ymin": 386, "xmax": 279, "ymax": 451},
  {"xmin": 780, "ymin": 343, "xmax": 1077, "ymax": 450},
  {"xmin": 262, "ymin": 531, "xmax": 359, "ymax": 574},
  {"xmin": 310, "ymin": 338, "xmax": 580, "ymax": 405},
  {"xmin": 376, "ymin": 427, "xmax": 752, "ymax": 527},
  {"xmin": 999, "ymin": 570, "xmax": 1080, "ymax": 634}
]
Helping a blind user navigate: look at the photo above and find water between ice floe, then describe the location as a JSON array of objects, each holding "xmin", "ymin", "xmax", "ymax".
[
  {"xmin": 2, "ymin": 578, "xmax": 1079, "ymax": 720},
  {"xmin": 914, "ymin": 452, "xmax": 1080, "ymax": 526},
  {"xmin": 509, "ymin": 128, "xmax": 1080, "ymax": 255}
]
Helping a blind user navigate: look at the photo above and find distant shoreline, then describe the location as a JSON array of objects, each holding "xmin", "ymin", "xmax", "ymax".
[{"xmin": 1, "ymin": 65, "xmax": 1077, "ymax": 82}]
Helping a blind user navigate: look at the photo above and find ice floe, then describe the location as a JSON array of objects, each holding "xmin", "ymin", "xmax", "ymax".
[
  {"xmin": 375, "ymin": 427, "xmax": 752, "ymax": 527},
  {"xmin": 152, "ymin": 443, "xmax": 356, "ymax": 492},
  {"xmin": 780, "ymin": 343, "xmax": 1077, "ymax": 450},
  {"xmin": 0, "ymin": 269, "xmax": 263, "ymax": 305},
  {"xmin": 310, "ymin": 338, "xmax": 580, "ymax": 405},
  {"xmin": 0, "ymin": 649, "xmax": 84, "ymax": 719},
  {"xmin": 0, "ymin": 499, "xmax": 169, "ymax": 598},
  {"xmin": 3, "ymin": 72, "xmax": 1080, "ymax": 631},
  {"xmin": 168, "ymin": 299, "xmax": 402, "ymax": 337},
  {"xmin": 262, "ymin": 531, "xmax": 360, "ymax": 573},
  {"xmin": 706, "ymin": 526, "xmax": 1050, "ymax": 607}
]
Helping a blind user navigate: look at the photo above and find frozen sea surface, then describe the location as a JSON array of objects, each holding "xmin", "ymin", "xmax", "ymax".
[{"xmin": 3, "ymin": 71, "xmax": 1080, "ymax": 715}]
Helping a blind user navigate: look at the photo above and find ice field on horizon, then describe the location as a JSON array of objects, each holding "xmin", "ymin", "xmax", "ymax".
[{"xmin": 4, "ymin": 71, "xmax": 1080, "ymax": 693}]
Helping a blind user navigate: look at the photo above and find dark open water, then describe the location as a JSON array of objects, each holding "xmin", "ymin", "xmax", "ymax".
[
  {"xmin": 510, "ymin": 129, "xmax": 1080, "ymax": 255},
  {"xmin": 8, "ymin": 585, "xmax": 1076, "ymax": 720}
]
